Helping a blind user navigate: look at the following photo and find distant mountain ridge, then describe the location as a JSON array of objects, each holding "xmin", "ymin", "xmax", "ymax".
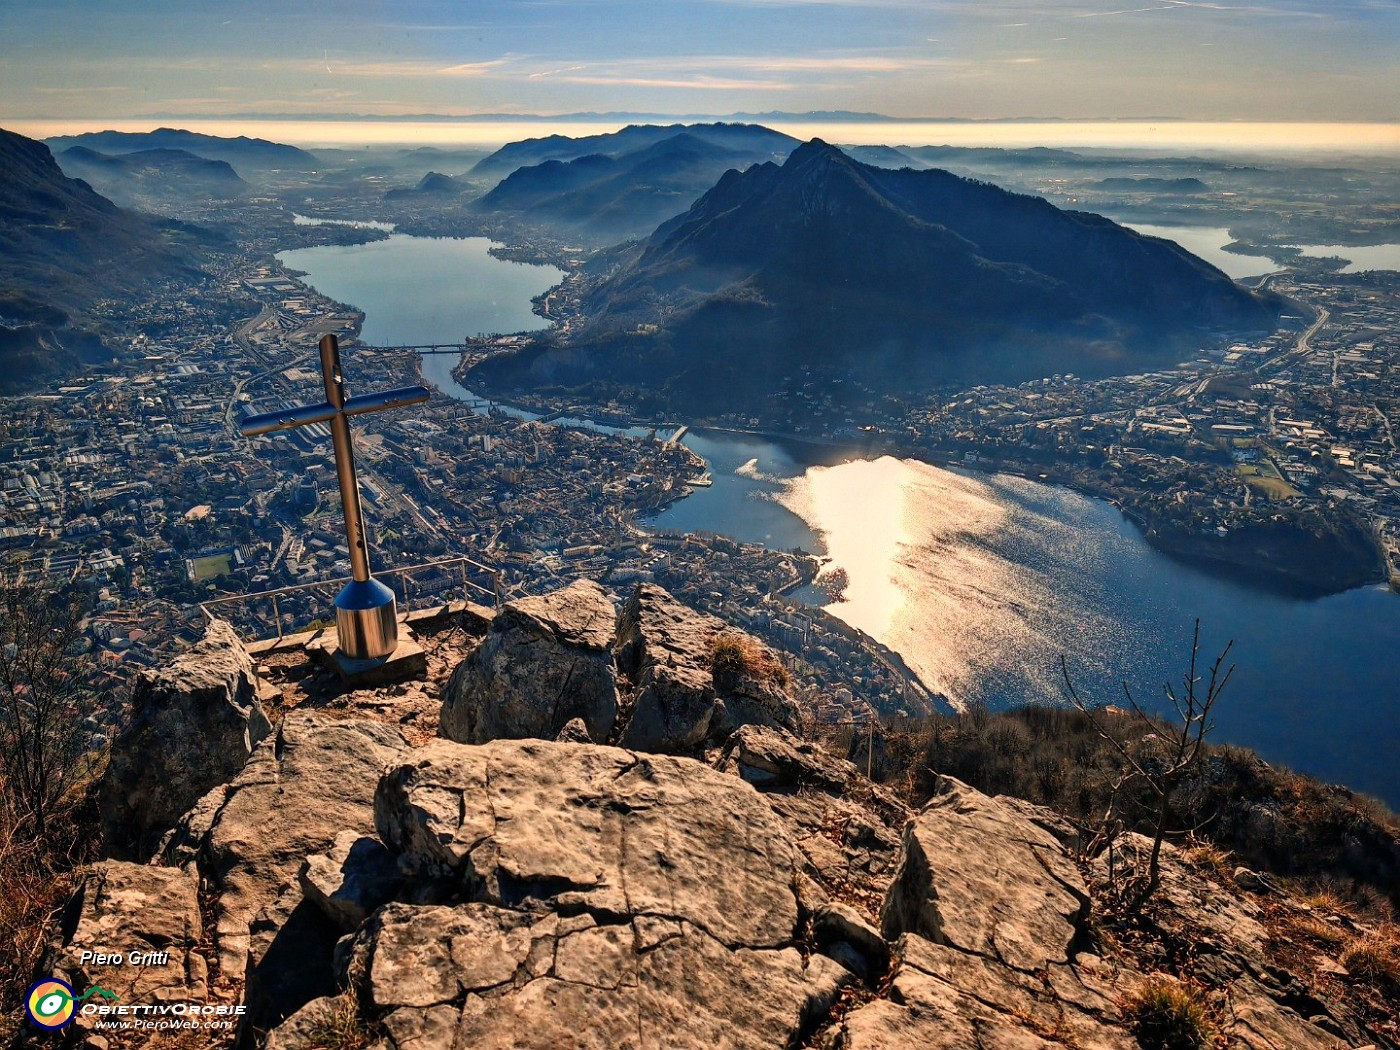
[
  {"xmin": 0, "ymin": 127, "xmax": 209, "ymax": 392},
  {"xmin": 45, "ymin": 127, "xmax": 316, "ymax": 169},
  {"xmin": 473, "ymin": 130, "xmax": 794, "ymax": 243},
  {"xmin": 469, "ymin": 122, "xmax": 799, "ymax": 181},
  {"xmin": 472, "ymin": 140, "xmax": 1282, "ymax": 412},
  {"xmin": 56, "ymin": 146, "xmax": 247, "ymax": 207}
]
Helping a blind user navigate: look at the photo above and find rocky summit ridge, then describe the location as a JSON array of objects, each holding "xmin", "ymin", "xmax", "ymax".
[{"xmin": 60, "ymin": 580, "xmax": 1389, "ymax": 1048}]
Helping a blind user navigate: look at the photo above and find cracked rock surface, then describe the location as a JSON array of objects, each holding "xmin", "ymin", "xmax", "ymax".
[
  {"xmin": 439, "ymin": 579, "xmax": 620, "ymax": 745},
  {"xmin": 375, "ymin": 738, "xmax": 801, "ymax": 949},
  {"xmin": 266, "ymin": 737, "xmax": 854, "ymax": 1048}
]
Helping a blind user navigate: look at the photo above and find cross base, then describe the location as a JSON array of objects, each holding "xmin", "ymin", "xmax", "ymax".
[{"xmin": 305, "ymin": 625, "xmax": 427, "ymax": 687}]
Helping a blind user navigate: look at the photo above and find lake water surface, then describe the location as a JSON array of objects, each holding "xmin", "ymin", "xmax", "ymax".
[{"xmin": 278, "ymin": 232, "xmax": 1400, "ymax": 807}]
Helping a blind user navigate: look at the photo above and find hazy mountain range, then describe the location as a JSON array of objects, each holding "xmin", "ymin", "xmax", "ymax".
[
  {"xmin": 56, "ymin": 146, "xmax": 248, "ymax": 209},
  {"xmin": 44, "ymin": 127, "xmax": 317, "ymax": 169},
  {"xmin": 0, "ymin": 128, "xmax": 211, "ymax": 392},
  {"xmin": 469, "ymin": 122, "xmax": 799, "ymax": 181},
  {"xmin": 472, "ymin": 129, "xmax": 800, "ymax": 243}
]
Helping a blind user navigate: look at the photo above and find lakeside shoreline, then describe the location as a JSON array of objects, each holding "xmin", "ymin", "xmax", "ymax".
[{"xmin": 473, "ymin": 383, "xmax": 1390, "ymax": 603}]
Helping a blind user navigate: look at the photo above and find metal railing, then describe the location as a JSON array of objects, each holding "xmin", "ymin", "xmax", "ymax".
[{"xmin": 199, "ymin": 555, "xmax": 504, "ymax": 644}]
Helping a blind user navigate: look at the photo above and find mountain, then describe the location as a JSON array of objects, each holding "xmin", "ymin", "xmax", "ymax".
[
  {"xmin": 44, "ymin": 127, "xmax": 316, "ymax": 169},
  {"xmin": 469, "ymin": 122, "xmax": 799, "ymax": 181},
  {"xmin": 472, "ymin": 131, "xmax": 791, "ymax": 243},
  {"xmin": 384, "ymin": 170, "xmax": 466, "ymax": 200},
  {"xmin": 414, "ymin": 171, "xmax": 462, "ymax": 193},
  {"xmin": 473, "ymin": 140, "xmax": 1282, "ymax": 412},
  {"xmin": 56, "ymin": 146, "xmax": 247, "ymax": 207},
  {"xmin": 0, "ymin": 128, "xmax": 209, "ymax": 392}
]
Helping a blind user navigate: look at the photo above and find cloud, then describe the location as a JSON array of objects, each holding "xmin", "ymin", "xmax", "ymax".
[{"xmin": 543, "ymin": 74, "xmax": 799, "ymax": 90}]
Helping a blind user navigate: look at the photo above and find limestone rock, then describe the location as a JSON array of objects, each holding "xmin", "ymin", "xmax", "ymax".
[
  {"xmin": 99, "ymin": 618, "xmax": 271, "ymax": 859},
  {"xmin": 273, "ymin": 738, "xmax": 859, "ymax": 1049},
  {"xmin": 555, "ymin": 717, "xmax": 592, "ymax": 743},
  {"xmin": 191, "ymin": 712, "xmax": 410, "ymax": 988},
  {"xmin": 881, "ymin": 776, "xmax": 1090, "ymax": 974},
  {"xmin": 55, "ymin": 861, "xmax": 206, "ymax": 1006},
  {"xmin": 617, "ymin": 583, "xmax": 797, "ymax": 753},
  {"xmin": 812, "ymin": 902, "xmax": 890, "ymax": 982},
  {"xmin": 1225, "ymin": 976, "xmax": 1350, "ymax": 1050},
  {"xmin": 338, "ymin": 903, "xmax": 849, "ymax": 1050},
  {"xmin": 375, "ymin": 738, "xmax": 799, "ymax": 948},
  {"xmin": 439, "ymin": 579, "xmax": 619, "ymax": 745},
  {"xmin": 718, "ymin": 723, "xmax": 854, "ymax": 792},
  {"xmin": 264, "ymin": 997, "xmax": 353, "ymax": 1050},
  {"xmin": 299, "ymin": 831, "xmax": 403, "ymax": 934},
  {"xmin": 835, "ymin": 934, "xmax": 1136, "ymax": 1050}
]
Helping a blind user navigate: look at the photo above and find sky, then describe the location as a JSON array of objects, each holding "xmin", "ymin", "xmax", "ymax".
[{"xmin": 1, "ymin": 0, "xmax": 1397, "ymax": 123}]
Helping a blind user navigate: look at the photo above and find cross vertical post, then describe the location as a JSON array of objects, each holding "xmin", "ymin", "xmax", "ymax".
[{"xmin": 239, "ymin": 334, "xmax": 430, "ymax": 660}]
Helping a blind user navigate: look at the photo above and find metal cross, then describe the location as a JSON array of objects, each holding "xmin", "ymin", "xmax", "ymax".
[{"xmin": 240, "ymin": 333, "xmax": 430, "ymax": 660}]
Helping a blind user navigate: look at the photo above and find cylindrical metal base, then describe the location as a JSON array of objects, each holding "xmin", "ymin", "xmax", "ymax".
[{"xmin": 334, "ymin": 577, "xmax": 398, "ymax": 660}]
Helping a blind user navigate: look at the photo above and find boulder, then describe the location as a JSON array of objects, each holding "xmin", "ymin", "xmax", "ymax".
[
  {"xmin": 299, "ymin": 831, "xmax": 403, "ymax": 934},
  {"xmin": 53, "ymin": 861, "xmax": 206, "ymax": 1006},
  {"xmin": 881, "ymin": 776, "xmax": 1090, "ymax": 974},
  {"xmin": 375, "ymin": 738, "xmax": 799, "ymax": 948},
  {"xmin": 617, "ymin": 583, "xmax": 797, "ymax": 753},
  {"xmin": 99, "ymin": 619, "xmax": 271, "ymax": 859},
  {"xmin": 180, "ymin": 711, "xmax": 410, "ymax": 1014},
  {"xmin": 718, "ymin": 724, "xmax": 853, "ymax": 792},
  {"xmin": 268, "ymin": 737, "xmax": 857, "ymax": 1049},
  {"xmin": 439, "ymin": 579, "xmax": 619, "ymax": 745}
]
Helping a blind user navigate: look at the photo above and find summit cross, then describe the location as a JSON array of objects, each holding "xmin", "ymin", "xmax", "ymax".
[{"xmin": 239, "ymin": 333, "xmax": 430, "ymax": 660}]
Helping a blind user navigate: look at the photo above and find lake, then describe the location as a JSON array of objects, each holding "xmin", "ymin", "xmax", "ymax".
[
  {"xmin": 1126, "ymin": 223, "xmax": 1400, "ymax": 280},
  {"xmin": 278, "ymin": 232, "xmax": 1400, "ymax": 808}
]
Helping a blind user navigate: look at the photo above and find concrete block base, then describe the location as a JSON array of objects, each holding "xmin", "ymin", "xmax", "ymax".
[{"xmin": 305, "ymin": 624, "xmax": 427, "ymax": 687}]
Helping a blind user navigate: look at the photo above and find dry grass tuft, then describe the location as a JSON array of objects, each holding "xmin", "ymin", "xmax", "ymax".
[
  {"xmin": 302, "ymin": 995, "xmax": 375, "ymax": 1050},
  {"xmin": 0, "ymin": 818, "xmax": 83, "ymax": 1043},
  {"xmin": 1340, "ymin": 926, "xmax": 1400, "ymax": 985},
  {"xmin": 1181, "ymin": 838, "xmax": 1234, "ymax": 882},
  {"xmin": 710, "ymin": 633, "xmax": 790, "ymax": 688},
  {"xmin": 1121, "ymin": 974, "xmax": 1217, "ymax": 1050}
]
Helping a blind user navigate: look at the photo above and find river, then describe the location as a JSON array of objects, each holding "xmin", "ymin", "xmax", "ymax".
[{"xmin": 277, "ymin": 232, "xmax": 1400, "ymax": 808}]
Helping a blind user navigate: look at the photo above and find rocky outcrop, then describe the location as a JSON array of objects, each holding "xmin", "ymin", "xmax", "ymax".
[
  {"xmin": 263, "ymin": 737, "xmax": 854, "ymax": 1048},
  {"xmin": 881, "ymin": 774, "xmax": 1090, "ymax": 973},
  {"xmin": 836, "ymin": 933, "xmax": 1137, "ymax": 1049},
  {"xmin": 439, "ymin": 579, "xmax": 620, "ymax": 745},
  {"xmin": 99, "ymin": 618, "xmax": 271, "ymax": 859},
  {"xmin": 438, "ymin": 581, "xmax": 801, "ymax": 756},
  {"xmin": 162, "ymin": 711, "xmax": 410, "ymax": 1034},
  {"xmin": 52, "ymin": 861, "xmax": 207, "ymax": 1006},
  {"xmin": 375, "ymin": 738, "xmax": 801, "ymax": 948},
  {"xmin": 616, "ymin": 583, "xmax": 799, "ymax": 752},
  {"xmin": 81, "ymin": 588, "xmax": 1391, "ymax": 1050}
]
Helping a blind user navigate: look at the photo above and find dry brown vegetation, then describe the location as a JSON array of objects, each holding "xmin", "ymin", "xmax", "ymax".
[
  {"xmin": 1120, "ymin": 974, "xmax": 1218, "ymax": 1050},
  {"xmin": 856, "ymin": 704, "xmax": 1399, "ymax": 915},
  {"xmin": 710, "ymin": 632, "xmax": 790, "ymax": 688}
]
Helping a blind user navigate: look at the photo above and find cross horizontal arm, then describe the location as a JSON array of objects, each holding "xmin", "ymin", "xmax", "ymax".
[
  {"xmin": 342, "ymin": 385, "xmax": 432, "ymax": 418},
  {"xmin": 239, "ymin": 401, "xmax": 338, "ymax": 437}
]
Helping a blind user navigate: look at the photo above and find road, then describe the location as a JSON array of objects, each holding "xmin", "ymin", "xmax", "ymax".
[{"xmin": 1254, "ymin": 305, "xmax": 1330, "ymax": 383}]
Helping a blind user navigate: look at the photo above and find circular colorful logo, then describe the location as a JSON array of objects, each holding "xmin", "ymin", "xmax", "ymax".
[{"xmin": 26, "ymin": 978, "xmax": 76, "ymax": 1030}]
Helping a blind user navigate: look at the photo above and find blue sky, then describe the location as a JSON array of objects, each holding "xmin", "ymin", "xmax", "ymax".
[{"xmin": 1, "ymin": 0, "xmax": 1396, "ymax": 121}]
